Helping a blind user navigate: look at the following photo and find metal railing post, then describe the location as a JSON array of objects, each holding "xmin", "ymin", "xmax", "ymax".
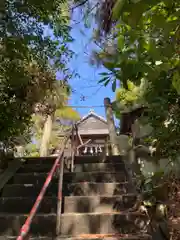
[
  {"xmin": 17, "ymin": 155, "xmax": 62, "ymax": 240},
  {"xmin": 16, "ymin": 129, "xmax": 72, "ymax": 240},
  {"xmin": 56, "ymin": 154, "xmax": 65, "ymax": 236}
]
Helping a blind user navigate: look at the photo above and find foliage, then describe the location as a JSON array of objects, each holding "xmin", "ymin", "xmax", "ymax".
[
  {"xmin": 25, "ymin": 143, "xmax": 40, "ymax": 157},
  {"xmin": 115, "ymin": 79, "xmax": 146, "ymax": 112},
  {"xmin": 86, "ymin": 0, "xmax": 180, "ymax": 159},
  {"xmin": 28, "ymin": 111, "xmax": 80, "ymax": 157},
  {"xmin": 25, "ymin": 82, "xmax": 80, "ymax": 157},
  {"xmin": 34, "ymin": 81, "xmax": 71, "ymax": 115},
  {"xmin": 136, "ymin": 170, "xmax": 180, "ymax": 240},
  {"xmin": 49, "ymin": 107, "xmax": 79, "ymax": 150},
  {"xmin": 167, "ymin": 173, "xmax": 180, "ymax": 240},
  {"xmin": 0, "ymin": 0, "xmax": 73, "ymax": 145},
  {"xmin": 74, "ymin": 2, "xmax": 180, "ymax": 237}
]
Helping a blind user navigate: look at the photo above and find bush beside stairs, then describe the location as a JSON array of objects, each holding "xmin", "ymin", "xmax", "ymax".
[{"xmin": 0, "ymin": 155, "xmax": 151, "ymax": 239}]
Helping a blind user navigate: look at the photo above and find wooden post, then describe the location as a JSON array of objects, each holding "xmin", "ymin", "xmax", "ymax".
[
  {"xmin": 104, "ymin": 137, "xmax": 109, "ymax": 156},
  {"xmin": 104, "ymin": 136, "xmax": 112, "ymax": 156},
  {"xmin": 71, "ymin": 126, "xmax": 75, "ymax": 172},
  {"xmin": 104, "ymin": 98, "xmax": 137, "ymax": 192},
  {"xmin": 104, "ymin": 98, "xmax": 120, "ymax": 155}
]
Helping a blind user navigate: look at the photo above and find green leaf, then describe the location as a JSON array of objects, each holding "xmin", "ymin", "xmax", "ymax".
[
  {"xmin": 104, "ymin": 79, "xmax": 110, "ymax": 87},
  {"xmin": 112, "ymin": 0, "xmax": 126, "ymax": 20},
  {"xmin": 98, "ymin": 77, "xmax": 109, "ymax": 83},
  {"xmin": 117, "ymin": 35, "xmax": 124, "ymax": 50},
  {"xmin": 172, "ymin": 71, "xmax": 180, "ymax": 94},
  {"xmin": 128, "ymin": 1, "xmax": 147, "ymax": 27},
  {"xmin": 112, "ymin": 80, "xmax": 117, "ymax": 92},
  {"xmin": 103, "ymin": 61, "xmax": 116, "ymax": 70},
  {"xmin": 99, "ymin": 72, "xmax": 108, "ymax": 76},
  {"xmin": 131, "ymin": 0, "xmax": 142, "ymax": 2},
  {"xmin": 152, "ymin": 14, "xmax": 166, "ymax": 29},
  {"xmin": 148, "ymin": 40, "xmax": 162, "ymax": 61}
]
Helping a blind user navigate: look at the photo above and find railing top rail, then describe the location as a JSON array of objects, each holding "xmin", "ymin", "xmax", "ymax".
[{"xmin": 16, "ymin": 126, "xmax": 74, "ymax": 240}]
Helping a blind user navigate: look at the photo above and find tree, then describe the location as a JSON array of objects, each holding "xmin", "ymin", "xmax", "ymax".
[
  {"xmin": 80, "ymin": 0, "xmax": 180, "ymax": 160},
  {"xmin": 32, "ymin": 81, "xmax": 80, "ymax": 157},
  {"xmin": 73, "ymin": 2, "xmax": 180, "ymax": 238},
  {"xmin": 0, "ymin": 0, "xmax": 73, "ymax": 146}
]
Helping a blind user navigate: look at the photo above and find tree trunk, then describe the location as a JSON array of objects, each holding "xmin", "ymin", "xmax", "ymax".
[{"xmin": 40, "ymin": 114, "xmax": 53, "ymax": 157}]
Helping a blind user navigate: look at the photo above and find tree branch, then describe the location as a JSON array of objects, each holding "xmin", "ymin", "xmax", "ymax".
[{"xmin": 72, "ymin": 0, "xmax": 89, "ymax": 10}]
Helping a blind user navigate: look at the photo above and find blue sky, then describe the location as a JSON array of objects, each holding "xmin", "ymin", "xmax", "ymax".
[{"xmin": 67, "ymin": 10, "xmax": 114, "ymax": 118}]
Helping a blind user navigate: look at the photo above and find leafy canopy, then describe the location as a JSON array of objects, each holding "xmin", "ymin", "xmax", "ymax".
[
  {"xmin": 22, "ymin": 82, "xmax": 80, "ymax": 157},
  {"xmin": 80, "ymin": 0, "xmax": 180, "ymax": 159},
  {"xmin": 0, "ymin": 0, "xmax": 73, "ymax": 144}
]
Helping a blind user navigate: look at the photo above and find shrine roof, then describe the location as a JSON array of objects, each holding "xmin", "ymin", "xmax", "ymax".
[
  {"xmin": 59, "ymin": 109, "xmax": 109, "ymax": 136},
  {"xmin": 76, "ymin": 109, "xmax": 109, "ymax": 135},
  {"xmin": 76, "ymin": 109, "xmax": 107, "ymax": 125}
]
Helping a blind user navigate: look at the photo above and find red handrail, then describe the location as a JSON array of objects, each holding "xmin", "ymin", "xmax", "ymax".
[{"xmin": 16, "ymin": 129, "xmax": 72, "ymax": 240}]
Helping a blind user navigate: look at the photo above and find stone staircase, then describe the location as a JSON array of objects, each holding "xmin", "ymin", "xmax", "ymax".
[{"xmin": 0, "ymin": 155, "xmax": 151, "ymax": 239}]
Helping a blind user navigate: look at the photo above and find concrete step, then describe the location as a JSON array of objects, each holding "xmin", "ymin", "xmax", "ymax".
[
  {"xmin": 22, "ymin": 156, "xmax": 57, "ymax": 165},
  {"xmin": 2, "ymin": 237, "xmax": 52, "ymax": 240},
  {"xmin": 12, "ymin": 173, "xmax": 58, "ymax": 184},
  {"xmin": 63, "ymin": 172, "xmax": 127, "ymax": 183},
  {"xmin": 64, "ymin": 195, "xmax": 137, "ymax": 213},
  {"xmin": 73, "ymin": 163, "xmax": 125, "ymax": 173},
  {"xmin": 0, "ymin": 214, "xmax": 56, "ymax": 236},
  {"xmin": 20, "ymin": 156, "xmax": 124, "ymax": 165},
  {"xmin": 2, "ymin": 181, "xmax": 132, "ymax": 199},
  {"xmin": 67, "ymin": 182, "xmax": 134, "ymax": 196},
  {"xmin": 18, "ymin": 163, "xmax": 125, "ymax": 174},
  {"xmin": 18, "ymin": 164, "xmax": 53, "ymax": 173},
  {"xmin": 2, "ymin": 183, "xmax": 58, "ymax": 197},
  {"xmin": 0, "ymin": 234, "xmax": 152, "ymax": 240},
  {"xmin": 60, "ymin": 212, "xmax": 149, "ymax": 235},
  {"xmin": 57, "ymin": 234, "xmax": 151, "ymax": 240},
  {"xmin": 13, "ymin": 172, "xmax": 127, "ymax": 184},
  {"xmin": 74, "ymin": 156, "xmax": 124, "ymax": 164},
  {"xmin": 0, "ymin": 197, "xmax": 57, "ymax": 213}
]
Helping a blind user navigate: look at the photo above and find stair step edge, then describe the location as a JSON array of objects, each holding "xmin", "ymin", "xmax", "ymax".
[
  {"xmin": 68, "ymin": 182, "xmax": 130, "ymax": 185},
  {"xmin": 0, "ymin": 213, "xmax": 56, "ymax": 217},
  {"xmin": 65, "ymin": 194, "xmax": 136, "ymax": 197},
  {"xmin": 61, "ymin": 211, "xmax": 146, "ymax": 216},
  {"xmin": 0, "ymin": 196, "xmax": 57, "ymax": 200},
  {"xmin": 57, "ymin": 234, "xmax": 151, "ymax": 240},
  {"xmin": 3, "ymin": 238, "xmax": 52, "ymax": 240},
  {"xmin": 15, "ymin": 171, "xmax": 126, "ymax": 175}
]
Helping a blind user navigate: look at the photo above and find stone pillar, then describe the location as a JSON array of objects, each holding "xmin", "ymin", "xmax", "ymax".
[{"xmin": 104, "ymin": 98, "xmax": 120, "ymax": 155}]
